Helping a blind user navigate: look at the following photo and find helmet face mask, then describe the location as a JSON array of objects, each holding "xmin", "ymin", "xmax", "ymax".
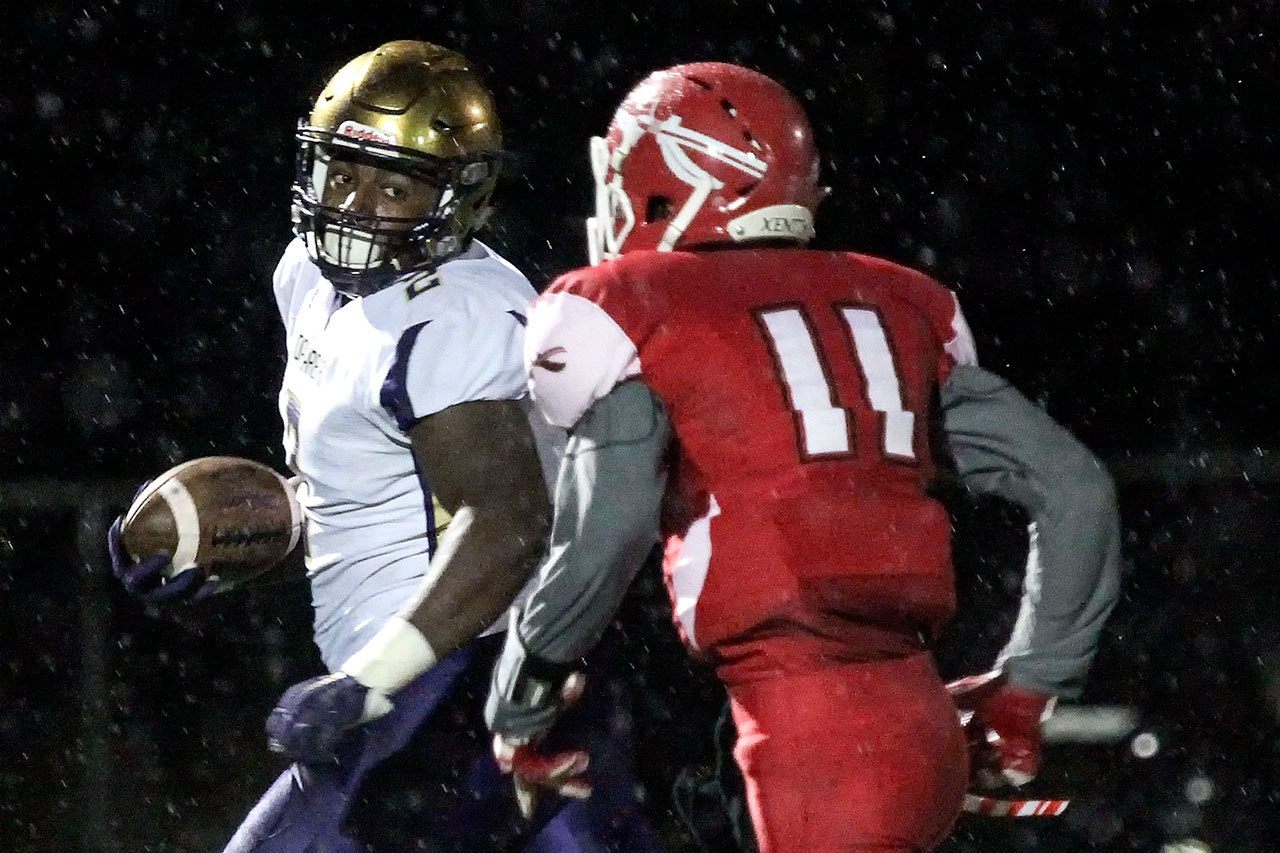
[
  {"xmin": 291, "ymin": 41, "xmax": 502, "ymax": 297},
  {"xmin": 293, "ymin": 127, "xmax": 493, "ymax": 296},
  {"xmin": 586, "ymin": 133, "xmax": 636, "ymax": 266}
]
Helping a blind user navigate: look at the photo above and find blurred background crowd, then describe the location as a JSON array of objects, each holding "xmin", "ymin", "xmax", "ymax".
[{"xmin": 4, "ymin": 0, "xmax": 1280, "ymax": 849}]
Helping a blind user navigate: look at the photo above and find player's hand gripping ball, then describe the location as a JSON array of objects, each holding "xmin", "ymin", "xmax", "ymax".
[{"xmin": 110, "ymin": 456, "xmax": 301, "ymax": 603}]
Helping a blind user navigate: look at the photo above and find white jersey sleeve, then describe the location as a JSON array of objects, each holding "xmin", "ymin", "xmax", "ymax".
[
  {"xmin": 524, "ymin": 290, "xmax": 641, "ymax": 430},
  {"xmin": 272, "ymin": 239, "xmax": 314, "ymax": 325},
  {"xmin": 379, "ymin": 308, "xmax": 528, "ymax": 431},
  {"xmin": 943, "ymin": 290, "xmax": 979, "ymax": 369}
]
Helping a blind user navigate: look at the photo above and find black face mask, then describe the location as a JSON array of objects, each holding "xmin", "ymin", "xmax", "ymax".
[{"xmin": 291, "ymin": 127, "xmax": 494, "ymax": 297}]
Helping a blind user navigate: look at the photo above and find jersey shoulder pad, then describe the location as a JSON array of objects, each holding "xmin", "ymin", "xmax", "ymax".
[
  {"xmin": 378, "ymin": 254, "xmax": 532, "ymax": 431},
  {"xmin": 399, "ymin": 246, "xmax": 535, "ymax": 324},
  {"xmin": 544, "ymin": 257, "xmax": 662, "ymax": 337},
  {"xmin": 845, "ymin": 251, "xmax": 942, "ymax": 296},
  {"xmin": 380, "ymin": 308, "xmax": 528, "ymax": 430},
  {"xmin": 526, "ymin": 264, "xmax": 642, "ymax": 429},
  {"xmin": 844, "ymin": 252, "xmax": 977, "ymax": 369},
  {"xmin": 272, "ymin": 238, "xmax": 322, "ymax": 323},
  {"xmin": 543, "ymin": 262, "xmax": 611, "ymax": 299}
]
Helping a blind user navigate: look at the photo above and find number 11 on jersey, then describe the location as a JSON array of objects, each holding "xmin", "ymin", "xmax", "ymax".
[{"xmin": 756, "ymin": 305, "xmax": 916, "ymax": 462}]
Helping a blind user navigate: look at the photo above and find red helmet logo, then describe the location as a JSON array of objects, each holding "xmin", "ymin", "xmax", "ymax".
[
  {"xmin": 336, "ymin": 120, "xmax": 399, "ymax": 146},
  {"xmin": 587, "ymin": 63, "xmax": 824, "ymax": 264}
]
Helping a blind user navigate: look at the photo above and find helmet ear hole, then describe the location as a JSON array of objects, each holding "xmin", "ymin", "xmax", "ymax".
[{"xmin": 645, "ymin": 195, "xmax": 674, "ymax": 224}]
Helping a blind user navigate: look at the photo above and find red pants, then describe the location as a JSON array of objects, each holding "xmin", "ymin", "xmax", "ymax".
[{"xmin": 727, "ymin": 652, "xmax": 967, "ymax": 852}]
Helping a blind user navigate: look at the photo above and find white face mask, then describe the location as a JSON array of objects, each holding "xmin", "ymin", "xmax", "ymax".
[
  {"xmin": 319, "ymin": 225, "xmax": 386, "ymax": 270},
  {"xmin": 588, "ymin": 135, "xmax": 646, "ymax": 267}
]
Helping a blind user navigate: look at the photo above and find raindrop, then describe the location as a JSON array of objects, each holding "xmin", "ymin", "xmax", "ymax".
[
  {"xmin": 35, "ymin": 92, "xmax": 63, "ymax": 121},
  {"xmin": 1131, "ymin": 731, "xmax": 1160, "ymax": 759},
  {"xmin": 1184, "ymin": 775, "xmax": 1214, "ymax": 805}
]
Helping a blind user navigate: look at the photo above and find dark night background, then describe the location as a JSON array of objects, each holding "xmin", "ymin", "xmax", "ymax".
[{"xmin": 4, "ymin": 1, "xmax": 1280, "ymax": 850}]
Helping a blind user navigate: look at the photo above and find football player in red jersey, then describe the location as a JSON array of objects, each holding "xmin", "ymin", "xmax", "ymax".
[{"xmin": 484, "ymin": 63, "xmax": 1121, "ymax": 851}]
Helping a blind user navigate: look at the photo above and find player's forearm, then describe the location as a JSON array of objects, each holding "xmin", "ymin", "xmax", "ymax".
[
  {"xmin": 516, "ymin": 381, "xmax": 670, "ymax": 663},
  {"xmin": 486, "ymin": 381, "xmax": 669, "ymax": 742},
  {"xmin": 338, "ymin": 502, "xmax": 547, "ymax": 695},
  {"xmin": 994, "ymin": 462, "xmax": 1121, "ymax": 698},
  {"xmin": 941, "ymin": 365, "xmax": 1122, "ymax": 698},
  {"xmin": 402, "ymin": 504, "xmax": 548, "ymax": 657},
  {"xmin": 334, "ymin": 397, "xmax": 553, "ymax": 701},
  {"xmin": 514, "ymin": 507, "xmax": 653, "ymax": 667}
]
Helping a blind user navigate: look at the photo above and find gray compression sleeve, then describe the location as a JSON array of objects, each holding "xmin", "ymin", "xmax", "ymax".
[
  {"xmin": 486, "ymin": 381, "xmax": 670, "ymax": 740},
  {"xmin": 941, "ymin": 365, "xmax": 1121, "ymax": 699}
]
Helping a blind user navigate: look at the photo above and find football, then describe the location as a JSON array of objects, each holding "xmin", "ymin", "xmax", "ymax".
[{"xmin": 121, "ymin": 456, "xmax": 302, "ymax": 585}]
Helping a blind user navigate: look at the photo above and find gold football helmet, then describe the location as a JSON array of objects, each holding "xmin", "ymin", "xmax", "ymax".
[{"xmin": 292, "ymin": 40, "xmax": 503, "ymax": 296}]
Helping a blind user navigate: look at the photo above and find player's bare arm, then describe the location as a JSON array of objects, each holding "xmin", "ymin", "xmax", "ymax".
[
  {"xmin": 268, "ymin": 399, "xmax": 554, "ymax": 761},
  {"xmin": 401, "ymin": 398, "xmax": 551, "ymax": 657}
]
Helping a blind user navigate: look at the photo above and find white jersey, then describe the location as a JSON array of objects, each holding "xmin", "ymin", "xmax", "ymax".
[{"xmin": 273, "ymin": 238, "xmax": 560, "ymax": 670}]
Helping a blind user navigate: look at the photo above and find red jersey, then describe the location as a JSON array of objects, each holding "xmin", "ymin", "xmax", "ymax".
[{"xmin": 524, "ymin": 248, "xmax": 977, "ymax": 681}]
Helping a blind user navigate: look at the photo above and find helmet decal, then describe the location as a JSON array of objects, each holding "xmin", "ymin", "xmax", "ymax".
[
  {"xmin": 644, "ymin": 114, "xmax": 768, "ymax": 251},
  {"xmin": 645, "ymin": 115, "xmax": 767, "ymax": 184},
  {"xmin": 335, "ymin": 120, "xmax": 398, "ymax": 146}
]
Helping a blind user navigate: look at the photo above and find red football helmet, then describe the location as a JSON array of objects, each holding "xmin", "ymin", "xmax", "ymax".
[{"xmin": 587, "ymin": 62, "xmax": 825, "ymax": 265}]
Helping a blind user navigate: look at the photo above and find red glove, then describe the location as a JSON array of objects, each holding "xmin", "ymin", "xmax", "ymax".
[
  {"xmin": 493, "ymin": 736, "xmax": 591, "ymax": 818},
  {"xmin": 947, "ymin": 670, "xmax": 1055, "ymax": 789},
  {"xmin": 491, "ymin": 673, "xmax": 590, "ymax": 819}
]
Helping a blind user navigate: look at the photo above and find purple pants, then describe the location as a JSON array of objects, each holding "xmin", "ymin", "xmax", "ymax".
[{"xmin": 223, "ymin": 635, "xmax": 660, "ymax": 852}]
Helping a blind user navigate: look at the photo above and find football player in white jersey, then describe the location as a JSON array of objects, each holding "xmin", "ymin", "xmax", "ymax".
[{"xmin": 107, "ymin": 41, "xmax": 659, "ymax": 851}]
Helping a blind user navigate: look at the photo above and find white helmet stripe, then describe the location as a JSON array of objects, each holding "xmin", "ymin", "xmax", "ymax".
[
  {"xmin": 640, "ymin": 114, "xmax": 767, "ymax": 178},
  {"xmin": 655, "ymin": 134, "xmax": 723, "ymax": 191}
]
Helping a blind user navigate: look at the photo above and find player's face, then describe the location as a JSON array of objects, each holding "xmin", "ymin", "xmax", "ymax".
[{"xmin": 320, "ymin": 156, "xmax": 442, "ymax": 226}]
